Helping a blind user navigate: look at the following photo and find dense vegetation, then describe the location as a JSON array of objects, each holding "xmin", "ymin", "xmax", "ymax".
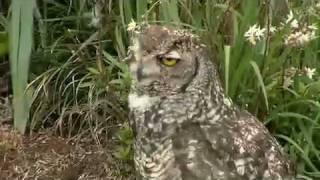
[{"xmin": 1, "ymin": 0, "xmax": 320, "ymax": 179}]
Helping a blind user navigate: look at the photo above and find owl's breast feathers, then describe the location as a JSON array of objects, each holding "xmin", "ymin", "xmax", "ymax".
[{"xmin": 129, "ymin": 92, "xmax": 295, "ymax": 180}]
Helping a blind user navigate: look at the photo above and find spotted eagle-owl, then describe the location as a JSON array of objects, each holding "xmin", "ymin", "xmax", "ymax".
[{"xmin": 127, "ymin": 25, "xmax": 295, "ymax": 180}]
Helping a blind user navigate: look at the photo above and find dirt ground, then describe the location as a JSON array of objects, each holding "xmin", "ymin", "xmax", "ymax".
[
  {"xmin": 0, "ymin": 61, "xmax": 135, "ymax": 180},
  {"xmin": 0, "ymin": 125, "xmax": 135, "ymax": 180}
]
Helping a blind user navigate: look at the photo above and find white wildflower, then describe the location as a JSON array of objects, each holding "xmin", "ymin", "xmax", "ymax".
[
  {"xmin": 284, "ymin": 26, "xmax": 317, "ymax": 47},
  {"xmin": 127, "ymin": 19, "xmax": 137, "ymax": 32},
  {"xmin": 89, "ymin": 16, "xmax": 100, "ymax": 27},
  {"xmin": 308, "ymin": 24, "xmax": 318, "ymax": 31},
  {"xmin": 304, "ymin": 67, "xmax": 316, "ymax": 79},
  {"xmin": 285, "ymin": 11, "xmax": 299, "ymax": 29},
  {"xmin": 285, "ymin": 67, "xmax": 297, "ymax": 77},
  {"xmin": 244, "ymin": 24, "xmax": 266, "ymax": 45},
  {"xmin": 283, "ymin": 67, "xmax": 297, "ymax": 88},
  {"xmin": 290, "ymin": 19, "xmax": 299, "ymax": 29},
  {"xmin": 286, "ymin": 11, "xmax": 294, "ymax": 23},
  {"xmin": 283, "ymin": 77, "xmax": 294, "ymax": 88},
  {"xmin": 87, "ymin": 9, "xmax": 100, "ymax": 27},
  {"xmin": 269, "ymin": 26, "xmax": 277, "ymax": 34},
  {"xmin": 283, "ymin": 10, "xmax": 318, "ymax": 47}
]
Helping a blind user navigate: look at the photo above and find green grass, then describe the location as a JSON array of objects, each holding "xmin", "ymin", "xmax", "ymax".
[{"xmin": 2, "ymin": 0, "xmax": 320, "ymax": 178}]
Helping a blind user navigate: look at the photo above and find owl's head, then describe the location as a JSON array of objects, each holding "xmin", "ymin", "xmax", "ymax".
[{"xmin": 128, "ymin": 25, "xmax": 219, "ymax": 96}]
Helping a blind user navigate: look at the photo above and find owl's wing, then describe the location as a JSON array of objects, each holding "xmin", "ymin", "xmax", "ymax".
[{"xmin": 199, "ymin": 110, "xmax": 295, "ymax": 179}]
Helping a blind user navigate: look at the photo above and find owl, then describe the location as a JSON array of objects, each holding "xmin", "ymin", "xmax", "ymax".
[{"xmin": 127, "ymin": 25, "xmax": 295, "ymax": 180}]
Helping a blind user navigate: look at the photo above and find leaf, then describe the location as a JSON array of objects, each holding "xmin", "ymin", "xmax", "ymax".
[
  {"xmin": 87, "ymin": 67, "xmax": 100, "ymax": 75},
  {"xmin": 250, "ymin": 61, "xmax": 269, "ymax": 111},
  {"xmin": 10, "ymin": 0, "xmax": 35, "ymax": 134},
  {"xmin": 277, "ymin": 112, "xmax": 319, "ymax": 126},
  {"xmin": 136, "ymin": 0, "xmax": 148, "ymax": 21},
  {"xmin": 0, "ymin": 32, "xmax": 8, "ymax": 56},
  {"xmin": 275, "ymin": 134, "xmax": 319, "ymax": 172},
  {"xmin": 160, "ymin": 0, "xmax": 181, "ymax": 23},
  {"xmin": 224, "ymin": 45, "xmax": 231, "ymax": 94}
]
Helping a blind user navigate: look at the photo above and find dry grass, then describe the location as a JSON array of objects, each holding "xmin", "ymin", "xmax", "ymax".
[{"xmin": 0, "ymin": 127, "xmax": 134, "ymax": 180}]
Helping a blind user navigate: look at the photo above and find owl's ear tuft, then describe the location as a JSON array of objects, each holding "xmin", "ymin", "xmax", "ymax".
[{"xmin": 139, "ymin": 25, "xmax": 173, "ymax": 52}]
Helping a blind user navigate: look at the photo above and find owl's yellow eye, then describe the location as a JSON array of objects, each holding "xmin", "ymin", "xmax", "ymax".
[{"xmin": 160, "ymin": 58, "xmax": 178, "ymax": 67}]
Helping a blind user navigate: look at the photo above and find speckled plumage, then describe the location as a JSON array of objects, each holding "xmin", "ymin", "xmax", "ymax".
[{"xmin": 128, "ymin": 25, "xmax": 295, "ymax": 180}]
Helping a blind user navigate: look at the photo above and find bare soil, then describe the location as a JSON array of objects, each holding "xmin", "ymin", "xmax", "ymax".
[{"xmin": 0, "ymin": 125, "xmax": 134, "ymax": 180}]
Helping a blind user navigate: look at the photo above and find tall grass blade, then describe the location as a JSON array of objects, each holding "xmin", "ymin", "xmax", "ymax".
[
  {"xmin": 9, "ymin": 0, "xmax": 34, "ymax": 134},
  {"xmin": 136, "ymin": 0, "xmax": 148, "ymax": 22},
  {"xmin": 250, "ymin": 60, "xmax": 269, "ymax": 111},
  {"xmin": 160, "ymin": 0, "xmax": 180, "ymax": 23},
  {"xmin": 224, "ymin": 45, "xmax": 230, "ymax": 94}
]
